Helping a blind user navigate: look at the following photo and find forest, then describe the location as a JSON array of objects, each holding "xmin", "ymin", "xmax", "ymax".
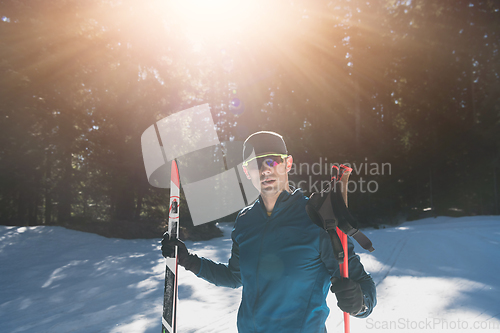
[{"xmin": 0, "ymin": 0, "xmax": 499, "ymax": 233}]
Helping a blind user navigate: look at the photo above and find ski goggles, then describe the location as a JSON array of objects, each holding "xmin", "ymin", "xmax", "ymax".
[{"xmin": 242, "ymin": 153, "xmax": 288, "ymax": 170}]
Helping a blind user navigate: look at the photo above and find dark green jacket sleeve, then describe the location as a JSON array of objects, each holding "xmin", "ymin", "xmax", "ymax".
[
  {"xmin": 320, "ymin": 230, "xmax": 377, "ymax": 318},
  {"xmin": 195, "ymin": 229, "xmax": 242, "ymax": 289}
]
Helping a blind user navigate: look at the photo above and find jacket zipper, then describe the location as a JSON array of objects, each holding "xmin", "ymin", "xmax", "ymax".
[{"xmin": 252, "ymin": 209, "xmax": 272, "ymax": 332}]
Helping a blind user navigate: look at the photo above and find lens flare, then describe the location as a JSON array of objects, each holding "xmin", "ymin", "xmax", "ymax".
[
  {"xmin": 230, "ymin": 97, "xmax": 245, "ymax": 115},
  {"xmin": 168, "ymin": 0, "xmax": 257, "ymax": 48}
]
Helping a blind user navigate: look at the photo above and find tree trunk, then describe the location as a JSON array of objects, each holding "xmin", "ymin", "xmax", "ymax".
[
  {"xmin": 57, "ymin": 155, "xmax": 72, "ymax": 224},
  {"xmin": 429, "ymin": 168, "xmax": 435, "ymax": 217},
  {"xmin": 134, "ymin": 193, "xmax": 143, "ymax": 220},
  {"xmin": 354, "ymin": 77, "xmax": 361, "ymax": 149},
  {"xmin": 29, "ymin": 170, "xmax": 42, "ymax": 225},
  {"xmin": 112, "ymin": 175, "xmax": 136, "ymax": 221},
  {"xmin": 44, "ymin": 150, "xmax": 53, "ymax": 224},
  {"xmin": 494, "ymin": 163, "xmax": 499, "ymax": 215},
  {"xmin": 16, "ymin": 188, "xmax": 28, "ymax": 226}
]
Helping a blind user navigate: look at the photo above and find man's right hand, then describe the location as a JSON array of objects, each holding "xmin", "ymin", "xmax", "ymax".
[
  {"xmin": 330, "ymin": 277, "xmax": 365, "ymax": 315},
  {"xmin": 161, "ymin": 232, "xmax": 201, "ymax": 274}
]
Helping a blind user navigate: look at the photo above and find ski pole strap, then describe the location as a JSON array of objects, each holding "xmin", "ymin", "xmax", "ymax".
[
  {"xmin": 326, "ymin": 228, "xmax": 345, "ymax": 263},
  {"xmin": 306, "ymin": 170, "xmax": 375, "ymax": 262},
  {"xmin": 306, "ymin": 191, "xmax": 346, "ymax": 263},
  {"xmin": 331, "ymin": 181, "xmax": 375, "ymax": 253}
]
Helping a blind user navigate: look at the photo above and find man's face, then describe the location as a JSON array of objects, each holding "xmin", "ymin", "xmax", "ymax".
[{"xmin": 243, "ymin": 152, "xmax": 293, "ymax": 197}]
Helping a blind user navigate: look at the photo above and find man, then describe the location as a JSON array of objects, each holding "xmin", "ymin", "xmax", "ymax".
[{"xmin": 162, "ymin": 131, "xmax": 376, "ymax": 332}]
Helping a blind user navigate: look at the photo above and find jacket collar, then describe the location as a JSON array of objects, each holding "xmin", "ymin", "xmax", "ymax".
[{"xmin": 257, "ymin": 187, "xmax": 301, "ymax": 216}]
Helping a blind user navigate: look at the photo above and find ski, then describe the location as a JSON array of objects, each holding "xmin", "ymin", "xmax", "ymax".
[{"xmin": 162, "ymin": 160, "xmax": 180, "ymax": 333}]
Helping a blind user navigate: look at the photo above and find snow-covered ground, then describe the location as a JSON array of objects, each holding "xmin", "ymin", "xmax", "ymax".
[{"xmin": 1, "ymin": 216, "xmax": 499, "ymax": 333}]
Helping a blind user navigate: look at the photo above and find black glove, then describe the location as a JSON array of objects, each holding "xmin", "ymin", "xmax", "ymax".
[
  {"xmin": 330, "ymin": 277, "xmax": 365, "ymax": 315},
  {"xmin": 161, "ymin": 232, "xmax": 201, "ymax": 274}
]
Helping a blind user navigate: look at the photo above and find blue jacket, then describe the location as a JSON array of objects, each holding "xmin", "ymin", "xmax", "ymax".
[{"xmin": 197, "ymin": 189, "xmax": 376, "ymax": 333}]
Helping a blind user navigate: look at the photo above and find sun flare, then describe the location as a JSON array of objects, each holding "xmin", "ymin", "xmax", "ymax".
[{"xmin": 168, "ymin": 0, "xmax": 257, "ymax": 44}]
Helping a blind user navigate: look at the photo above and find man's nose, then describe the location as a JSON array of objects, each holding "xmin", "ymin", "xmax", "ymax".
[{"xmin": 260, "ymin": 164, "xmax": 272, "ymax": 174}]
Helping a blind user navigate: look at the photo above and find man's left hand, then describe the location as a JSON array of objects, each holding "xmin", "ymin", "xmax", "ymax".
[{"xmin": 330, "ymin": 277, "xmax": 365, "ymax": 315}]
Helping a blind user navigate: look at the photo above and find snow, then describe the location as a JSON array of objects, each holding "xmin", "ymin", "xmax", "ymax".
[{"xmin": 1, "ymin": 216, "xmax": 499, "ymax": 333}]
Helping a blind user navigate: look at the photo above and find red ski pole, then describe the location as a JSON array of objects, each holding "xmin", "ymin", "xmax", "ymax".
[
  {"xmin": 336, "ymin": 227, "xmax": 350, "ymax": 333},
  {"xmin": 334, "ymin": 164, "xmax": 352, "ymax": 333}
]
